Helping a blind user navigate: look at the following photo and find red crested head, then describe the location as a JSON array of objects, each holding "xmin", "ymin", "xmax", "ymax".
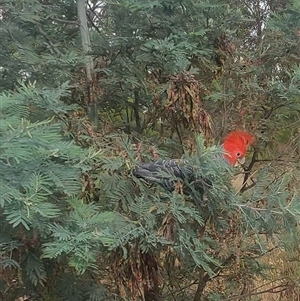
[{"xmin": 223, "ymin": 130, "xmax": 255, "ymax": 166}]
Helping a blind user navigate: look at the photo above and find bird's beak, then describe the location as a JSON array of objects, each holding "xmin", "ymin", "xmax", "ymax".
[{"xmin": 237, "ymin": 156, "xmax": 245, "ymax": 165}]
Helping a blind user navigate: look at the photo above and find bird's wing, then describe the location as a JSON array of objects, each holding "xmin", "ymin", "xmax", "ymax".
[{"xmin": 132, "ymin": 159, "xmax": 194, "ymax": 191}]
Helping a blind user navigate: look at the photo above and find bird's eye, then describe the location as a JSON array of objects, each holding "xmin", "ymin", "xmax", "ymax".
[{"xmin": 236, "ymin": 152, "xmax": 241, "ymax": 157}]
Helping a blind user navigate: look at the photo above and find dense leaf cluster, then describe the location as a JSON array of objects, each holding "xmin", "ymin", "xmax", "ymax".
[{"xmin": 1, "ymin": 0, "xmax": 300, "ymax": 301}]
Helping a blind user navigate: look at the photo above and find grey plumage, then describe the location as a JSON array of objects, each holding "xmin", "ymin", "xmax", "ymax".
[{"xmin": 132, "ymin": 158, "xmax": 210, "ymax": 193}]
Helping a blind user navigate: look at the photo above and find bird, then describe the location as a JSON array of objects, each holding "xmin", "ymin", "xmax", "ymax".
[{"xmin": 132, "ymin": 131, "xmax": 255, "ymax": 193}]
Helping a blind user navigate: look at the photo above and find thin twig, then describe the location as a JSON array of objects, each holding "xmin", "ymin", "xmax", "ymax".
[
  {"xmin": 222, "ymin": 284, "xmax": 288, "ymax": 301},
  {"xmin": 49, "ymin": 17, "xmax": 78, "ymax": 25}
]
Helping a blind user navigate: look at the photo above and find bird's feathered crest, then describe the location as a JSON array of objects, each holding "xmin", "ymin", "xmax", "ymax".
[{"xmin": 223, "ymin": 130, "xmax": 255, "ymax": 148}]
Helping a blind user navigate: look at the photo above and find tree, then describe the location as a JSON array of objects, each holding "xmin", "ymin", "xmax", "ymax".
[
  {"xmin": 1, "ymin": 0, "xmax": 300, "ymax": 300},
  {"xmin": 0, "ymin": 0, "xmax": 82, "ymax": 91}
]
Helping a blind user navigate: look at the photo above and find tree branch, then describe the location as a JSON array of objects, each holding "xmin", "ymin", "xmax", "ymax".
[
  {"xmin": 223, "ymin": 284, "xmax": 288, "ymax": 301},
  {"xmin": 192, "ymin": 255, "xmax": 235, "ymax": 301}
]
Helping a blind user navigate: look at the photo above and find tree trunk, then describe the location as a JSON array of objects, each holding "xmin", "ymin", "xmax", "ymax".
[{"xmin": 77, "ymin": 0, "xmax": 98, "ymax": 129}]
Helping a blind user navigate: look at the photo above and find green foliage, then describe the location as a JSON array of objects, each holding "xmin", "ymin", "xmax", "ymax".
[
  {"xmin": 0, "ymin": 81, "xmax": 103, "ymax": 300},
  {"xmin": 0, "ymin": 84, "xmax": 86, "ymax": 229},
  {"xmin": 1, "ymin": 0, "xmax": 300, "ymax": 300},
  {"xmin": 42, "ymin": 200, "xmax": 129, "ymax": 274},
  {"xmin": 0, "ymin": 0, "xmax": 82, "ymax": 90}
]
